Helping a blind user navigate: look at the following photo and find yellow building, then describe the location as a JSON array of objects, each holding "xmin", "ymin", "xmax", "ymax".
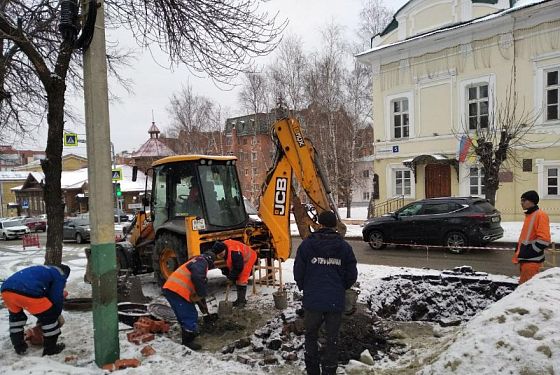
[
  {"xmin": 358, "ymin": 0, "xmax": 560, "ymax": 221},
  {"xmin": 12, "ymin": 153, "xmax": 88, "ymax": 172},
  {"xmin": 0, "ymin": 172, "xmax": 32, "ymax": 217}
]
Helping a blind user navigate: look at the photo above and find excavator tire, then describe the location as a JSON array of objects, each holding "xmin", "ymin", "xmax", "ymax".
[{"xmin": 153, "ymin": 232, "xmax": 187, "ymax": 286}]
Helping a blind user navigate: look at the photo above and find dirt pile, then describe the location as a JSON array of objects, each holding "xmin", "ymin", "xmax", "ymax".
[
  {"xmin": 214, "ymin": 286, "xmax": 395, "ymax": 369},
  {"xmin": 367, "ymin": 270, "xmax": 516, "ymax": 324}
]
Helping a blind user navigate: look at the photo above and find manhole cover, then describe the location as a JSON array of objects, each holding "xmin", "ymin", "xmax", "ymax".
[
  {"xmin": 148, "ymin": 302, "xmax": 177, "ymax": 323},
  {"xmin": 64, "ymin": 298, "xmax": 92, "ymax": 311}
]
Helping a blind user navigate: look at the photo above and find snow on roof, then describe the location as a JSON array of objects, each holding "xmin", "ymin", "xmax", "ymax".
[
  {"xmin": 10, "ymin": 184, "xmax": 23, "ymax": 191},
  {"xmin": 0, "ymin": 171, "xmax": 31, "ymax": 180},
  {"xmin": 357, "ymin": 0, "xmax": 549, "ymax": 57},
  {"xmin": 132, "ymin": 138, "xmax": 175, "ymax": 158}
]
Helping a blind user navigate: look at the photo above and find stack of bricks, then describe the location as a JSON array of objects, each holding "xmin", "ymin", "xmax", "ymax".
[
  {"xmin": 126, "ymin": 317, "xmax": 170, "ymax": 345},
  {"xmin": 102, "ymin": 359, "xmax": 141, "ymax": 372}
]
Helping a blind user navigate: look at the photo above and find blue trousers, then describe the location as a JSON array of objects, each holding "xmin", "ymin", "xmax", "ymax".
[{"xmin": 163, "ymin": 289, "xmax": 198, "ymax": 332}]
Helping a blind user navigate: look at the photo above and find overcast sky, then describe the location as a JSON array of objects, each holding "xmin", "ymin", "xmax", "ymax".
[{"xmin": 21, "ymin": 0, "xmax": 408, "ymax": 155}]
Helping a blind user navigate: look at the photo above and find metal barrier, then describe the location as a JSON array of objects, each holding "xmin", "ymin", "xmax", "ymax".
[{"xmin": 22, "ymin": 234, "xmax": 41, "ymax": 249}]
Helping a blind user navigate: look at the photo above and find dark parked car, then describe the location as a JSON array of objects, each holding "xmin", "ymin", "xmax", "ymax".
[
  {"xmin": 63, "ymin": 218, "xmax": 91, "ymax": 244},
  {"xmin": 362, "ymin": 197, "xmax": 504, "ymax": 253},
  {"xmin": 24, "ymin": 217, "xmax": 47, "ymax": 232}
]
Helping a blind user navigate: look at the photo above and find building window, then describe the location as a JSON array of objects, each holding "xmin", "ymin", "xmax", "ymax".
[
  {"xmin": 469, "ymin": 167, "xmax": 485, "ymax": 196},
  {"xmin": 362, "ymin": 191, "xmax": 370, "ymax": 200},
  {"xmin": 252, "ymin": 184, "xmax": 259, "ymax": 192},
  {"xmin": 546, "ymin": 167, "xmax": 559, "ymax": 196},
  {"xmin": 362, "ymin": 170, "xmax": 370, "ymax": 178},
  {"xmin": 243, "ymin": 138, "xmax": 248, "ymax": 145},
  {"xmin": 467, "ymin": 84, "xmax": 489, "ymax": 130},
  {"xmin": 391, "ymin": 98, "xmax": 409, "ymax": 139},
  {"xmin": 394, "ymin": 169, "xmax": 411, "ymax": 197},
  {"xmin": 244, "ymin": 169, "xmax": 248, "ymax": 176},
  {"xmin": 251, "ymin": 152, "xmax": 257, "ymax": 162},
  {"xmin": 545, "ymin": 69, "xmax": 559, "ymax": 121},
  {"xmin": 226, "ymin": 137, "xmax": 232, "ymax": 146},
  {"xmin": 252, "ymin": 167, "xmax": 257, "ymax": 175}
]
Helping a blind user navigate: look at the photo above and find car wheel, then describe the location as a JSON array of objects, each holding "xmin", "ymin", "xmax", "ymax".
[
  {"xmin": 76, "ymin": 233, "xmax": 84, "ymax": 244},
  {"xmin": 445, "ymin": 231, "xmax": 467, "ymax": 254},
  {"xmin": 2, "ymin": 233, "xmax": 7, "ymax": 241},
  {"xmin": 367, "ymin": 230, "xmax": 386, "ymax": 250}
]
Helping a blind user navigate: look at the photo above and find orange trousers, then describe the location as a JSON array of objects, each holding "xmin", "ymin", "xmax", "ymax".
[
  {"xmin": 519, "ymin": 262, "xmax": 541, "ymax": 285},
  {"xmin": 1, "ymin": 291, "xmax": 53, "ymax": 315}
]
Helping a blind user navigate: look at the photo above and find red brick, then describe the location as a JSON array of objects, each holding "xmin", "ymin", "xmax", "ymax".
[
  {"xmin": 134, "ymin": 321, "xmax": 152, "ymax": 334},
  {"xmin": 131, "ymin": 333, "xmax": 155, "ymax": 345},
  {"xmin": 115, "ymin": 358, "xmax": 141, "ymax": 369},
  {"xmin": 102, "ymin": 363, "xmax": 115, "ymax": 372},
  {"xmin": 141, "ymin": 345, "xmax": 156, "ymax": 357}
]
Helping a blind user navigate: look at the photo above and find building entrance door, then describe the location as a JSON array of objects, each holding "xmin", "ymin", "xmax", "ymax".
[{"xmin": 425, "ymin": 164, "xmax": 450, "ymax": 198}]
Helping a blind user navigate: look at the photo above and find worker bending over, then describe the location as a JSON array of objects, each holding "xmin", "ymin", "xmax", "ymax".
[
  {"xmin": 1, "ymin": 264, "xmax": 71, "ymax": 356},
  {"xmin": 162, "ymin": 252, "xmax": 216, "ymax": 350},
  {"xmin": 211, "ymin": 239, "xmax": 257, "ymax": 308}
]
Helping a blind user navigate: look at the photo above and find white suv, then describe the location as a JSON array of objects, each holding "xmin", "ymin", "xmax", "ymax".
[{"xmin": 0, "ymin": 220, "xmax": 30, "ymax": 240}]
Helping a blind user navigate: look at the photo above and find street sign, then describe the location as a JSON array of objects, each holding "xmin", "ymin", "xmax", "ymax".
[
  {"xmin": 111, "ymin": 168, "xmax": 123, "ymax": 181},
  {"xmin": 64, "ymin": 133, "xmax": 78, "ymax": 146},
  {"xmin": 392, "ymin": 145, "xmax": 399, "ymax": 153},
  {"xmin": 128, "ymin": 203, "xmax": 143, "ymax": 209},
  {"xmin": 22, "ymin": 199, "xmax": 29, "ymax": 209}
]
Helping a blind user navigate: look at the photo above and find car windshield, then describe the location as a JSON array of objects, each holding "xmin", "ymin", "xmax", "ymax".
[
  {"xmin": 71, "ymin": 219, "xmax": 89, "ymax": 226},
  {"xmin": 4, "ymin": 220, "xmax": 24, "ymax": 228}
]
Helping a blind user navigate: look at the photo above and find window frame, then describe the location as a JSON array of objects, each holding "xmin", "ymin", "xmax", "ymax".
[
  {"xmin": 545, "ymin": 166, "xmax": 559, "ymax": 198},
  {"xmin": 466, "ymin": 83, "xmax": 489, "ymax": 131},
  {"xmin": 385, "ymin": 91, "xmax": 414, "ymax": 141},
  {"xmin": 544, "ymin": 68, "xmax": 559, "ymax": 122},
  {"xmin": 391, "ymin": 98, "xmax": 410, "ymax": 139},
  {"xmin": 536, "ymin": 159, "xmax": 560, "ymax": 200},
  {"xmin": 468, "ymin": 166, "xmax": 486, "ymax": 197},
  {"xmin": 458, "ymin": 75, "xmax": 495, "ymax": 133}
]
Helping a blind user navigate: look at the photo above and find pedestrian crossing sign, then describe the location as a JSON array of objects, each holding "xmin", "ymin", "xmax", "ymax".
[
  {"xmin": 112, "ymin": 168, "xmax": 123, "ymax": 181},
  {"xmin": 64, "ymin": 133, "xmax": 78, "ymax": 147}
]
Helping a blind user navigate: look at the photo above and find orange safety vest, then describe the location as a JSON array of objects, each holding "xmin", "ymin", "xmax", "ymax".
[
  {"xmin": 163, "ymin": 258, "xmax": 202, "ymax": 303},
  {"xmin": 224, "ymin": 239, "xmax": 257, "ymax": 285},
  {"xmin": 513, "ymin": 208, "xmax": 551, "ymax": 264}
]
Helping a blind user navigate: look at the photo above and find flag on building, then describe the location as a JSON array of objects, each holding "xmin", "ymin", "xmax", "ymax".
[{"xmin": 457, "ymin": 135, "xmax": 472, "ymax": 163}]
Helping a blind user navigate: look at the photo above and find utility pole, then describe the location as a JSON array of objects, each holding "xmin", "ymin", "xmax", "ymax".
[{"xmin": 82, "ymin": 0, "xmax": 119, "ymax": 366}]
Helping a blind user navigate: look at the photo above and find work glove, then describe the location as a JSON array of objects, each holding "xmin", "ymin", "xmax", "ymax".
[
  {"xmin": 226, "ymin": 279, "xmax": 235, "ymax": 287},
  {"xmin": 190, "ymin": 293, "xmax": 202, "ymax": 303},
  {"xmin": 58, "ymin": 315, "xmax": 65, "ymax": 328},
  {"xmin": 196, "ymin": 299, "xmax": 209, "ymax": 315}
]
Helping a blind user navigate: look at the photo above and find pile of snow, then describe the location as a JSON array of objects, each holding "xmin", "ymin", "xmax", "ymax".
[{"xmin": 419, "ymin": 268, "xmax": 560, "ymax": 374}]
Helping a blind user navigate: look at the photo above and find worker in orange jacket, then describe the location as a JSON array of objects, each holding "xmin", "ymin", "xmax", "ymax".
[
  {"xmin": 162, "ymin": 252, "xmax": 216, "ymax": 350},
  {"xmin": 513, "ymin": 191, "xmax": 551, "ymax": 284},
  {"xmin": 211, "ymin": 239, "xmax": 257, "ymax": 308}
]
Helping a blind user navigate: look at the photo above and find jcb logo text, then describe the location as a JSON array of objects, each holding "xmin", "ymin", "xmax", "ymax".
[{"xmin": 274, "ymin": 177, "xmax": 288, "ymax": 215}]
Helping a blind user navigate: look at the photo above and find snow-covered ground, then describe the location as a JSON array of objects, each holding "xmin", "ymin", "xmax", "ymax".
[{"xmin": 1, "ymin": 242, "xmax": 559, "ymax": 374}]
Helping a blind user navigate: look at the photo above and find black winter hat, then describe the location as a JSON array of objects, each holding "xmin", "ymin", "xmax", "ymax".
[
  {"xmin": 521, "ymin": 190, "xmax": 539, "ymax": 205},
  {"xmin": 202, "ymin": 252, "xmax": 216, "ymax": 269},
  {"xmin": 56, "ymin": 264, "xmax": 71, "ymax": 278},
  {"xmin": 211, "ymin": 241, "xmax": 226, "ymax": 254},
  {"xmin": 318, "ymin": 211, "xmax": 337, "ymax": 228}
]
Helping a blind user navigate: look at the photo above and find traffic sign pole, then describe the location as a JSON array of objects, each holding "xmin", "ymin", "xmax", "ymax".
[{"xmin": 82, "ymin": 0, "xmax": 119, "ymax": 366}]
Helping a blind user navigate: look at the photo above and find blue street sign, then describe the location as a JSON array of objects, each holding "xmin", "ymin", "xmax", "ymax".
[
  {"xmin": 392, "ymin": 145, "xmax": 399, "ymax": 153},
  {"xmin": 22, "ymin": 199, "xmax": 29, "ymax": 209}
]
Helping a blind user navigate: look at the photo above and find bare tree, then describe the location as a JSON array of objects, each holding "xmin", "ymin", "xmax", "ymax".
[
  {"xmin": 303, "ymin": 23, "xmax": 347, "ymax": 205},
  {"xmin": 460, "ymin": 80, "xmax": 541, "ymax": 206},
  {"xmin": 357, "ymin": 0, "xmax": 393, "ymax": 48},
  {"xmin": 342, "ymin": 60, "xmax": 373, "ymax": 218},
  {"xmin": 0, "ymin": 0, "xmax": 285, "ymax": 265},
  {"xmin": 268, "ymin": 35, "xmax": 308, "ymax": 115}
]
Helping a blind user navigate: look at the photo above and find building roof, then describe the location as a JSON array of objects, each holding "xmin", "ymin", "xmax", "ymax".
[
  {"xmin": 0, "ymin": 171, "xmax": 32, "ymax": 181},
  {"xmin": 12, "ymin": 153, "xmax": 87, "ymax": 171},
  {"xmin": 358, "ymin": 0, "xmax": 549, "ymax": 58},
  {"xmin": 132, "ymin": 138, "xmax": 176, "ymax": 158}
]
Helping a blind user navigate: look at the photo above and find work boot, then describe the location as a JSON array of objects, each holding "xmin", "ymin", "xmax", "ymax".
[
  {"xmin": 305, "ymin": 359, "xmax": 320, "ymax": 375},
  {"xmin": 233, "ymin": 285, "xmax": 247, "ymax": 308},
  {"xmin": 42, "ymin": 335, "xmax": 65, "ymax": 356},
  {"xmin": 10, "ymin": 331, "xmax": 28, "ymax": 355},
  {"xmin": 181, "ymin": 330, "xmax": 202, "ymax": 350},
  {"xmin": 322, "ymin": 365, "xmax": 338, "ymax": 375}
]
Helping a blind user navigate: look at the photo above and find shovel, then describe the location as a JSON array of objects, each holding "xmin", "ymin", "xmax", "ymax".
[{"xmin": 217, "ymin": 284, "xmax": 233, "ymax": 316}]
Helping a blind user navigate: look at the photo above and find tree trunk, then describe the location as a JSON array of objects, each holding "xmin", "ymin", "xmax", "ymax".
[
  {"xmin": 485, "ymin": 186, "xmax": 497, "ymax": 207},
  {"xmin": 42, "ymin": 83, "xmax": 66, "ymax": 265}
]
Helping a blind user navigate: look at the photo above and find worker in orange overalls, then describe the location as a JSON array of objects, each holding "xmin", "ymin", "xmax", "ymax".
[
  {"xmin": 1, "ymin": 264, "xmax": 70, "ymax": 356},
  {"xmin": 211, "ymin": 239, "xmax": 257, "ymax": 308},
  {"xmin": 513, "ymin": 191, "xmax": 551, "ymax": 284},
  {"xmin": 162, "ymin": 252, "xmax": 216, "ymax": 350}
]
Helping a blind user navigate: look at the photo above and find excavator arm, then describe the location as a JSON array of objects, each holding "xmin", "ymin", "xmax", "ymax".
[{"xmin": 258, "ymin": 116, "xmax": 346, "ymax": 261}]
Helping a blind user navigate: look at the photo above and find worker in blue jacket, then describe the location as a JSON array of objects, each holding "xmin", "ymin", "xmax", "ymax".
[
  {"xmin": 1, "ymin": 264, "xmax": 70, "ymax": 356},
  {"xmin": 294, "ymin": 211, "xmax": 358, "ymax": 375}
]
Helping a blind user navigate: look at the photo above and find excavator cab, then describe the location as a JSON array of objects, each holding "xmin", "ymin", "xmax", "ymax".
[{"xmin": 151, "ymin": 155, "xmax": 248, "ymax": 233}]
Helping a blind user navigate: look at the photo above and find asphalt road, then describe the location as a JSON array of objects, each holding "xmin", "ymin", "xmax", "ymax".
[{"xmin": 13, "ymin": 232, "xmax": 519, "ymax": 277}]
